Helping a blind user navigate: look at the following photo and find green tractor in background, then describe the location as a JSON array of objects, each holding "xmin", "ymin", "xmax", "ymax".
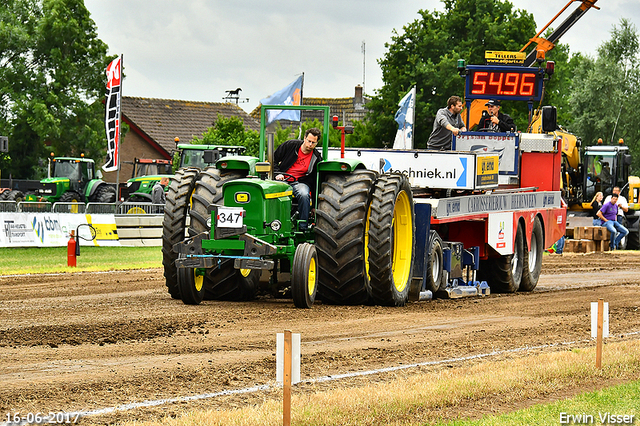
[
  {"xmin": 122, "ymin": 143, "xmax": 246, "ymax": 203},
  {"xmin": 167, "ymin": 105, "xmax": 416, "ymax": 308},
  {"xmin": 121, "ymin": 158, "xmax": 173, "ymax": 202},
  {"xmin": 36, "ymin": 155, "xmax": 116, "ymax": 203}
]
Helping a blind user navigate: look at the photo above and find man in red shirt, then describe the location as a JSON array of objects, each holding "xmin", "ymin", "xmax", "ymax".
[{"xmin": 273, "ymin": 128, "xmax": 322, "ymax": 230}]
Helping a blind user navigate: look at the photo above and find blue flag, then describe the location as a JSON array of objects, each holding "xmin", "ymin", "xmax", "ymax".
[
  {"xmin": 260, "ymin": 75, "xmax": 303, "ymax": 124},
  {"xmin": 393, "ymin": 86, "xmax": 416, "ymax": 149}
]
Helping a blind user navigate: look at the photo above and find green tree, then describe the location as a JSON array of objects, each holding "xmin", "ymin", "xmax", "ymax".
[
  {"xmin": 0, "ymin": 0, "xmax": 112, "ymax": 179},
  {"xmin": 363, "ymin": 0, "xmax": 536, "ymax": 148},
  {"xmin": 541, "ymin": 41, "xmax": 587, "ymax": 128},
  {"xmin": 267, "ymin": 119, "xmax": 346, "ymax": 154},
  {"xmin": 192, "ymin": 114, "xmax": 260, "ymax": 157},
  {"xmin": 568, "ymin": 18, "xmax": 640, "ymax": 169}
]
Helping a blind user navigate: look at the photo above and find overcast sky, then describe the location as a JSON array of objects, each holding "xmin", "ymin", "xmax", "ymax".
[{"xmin": 84, "ymin": 0, "xmax": 638, "ymax": 113}]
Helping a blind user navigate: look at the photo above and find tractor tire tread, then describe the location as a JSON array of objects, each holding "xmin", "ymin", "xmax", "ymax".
[
  {"xmin": 316, "ymin": 170, "xmax": 377, "ymax": 305},
  {"xmin": 162, "ymin": 168, "xmax": 200, "ymax": 299}
]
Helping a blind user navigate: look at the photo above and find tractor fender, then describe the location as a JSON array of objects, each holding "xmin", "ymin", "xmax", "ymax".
[
  {"xmin": 85, "ymin": 179, "xmax": 109, "ymax": 198},
  {"xmin": 317, "ymin": 158, "xmax": 368, "ymax": 173},
  {"xmin": 214, "ymin": 156, "xmax": 259, "ymax": 175}
]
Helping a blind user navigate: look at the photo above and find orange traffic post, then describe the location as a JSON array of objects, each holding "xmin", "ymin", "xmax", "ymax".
[
  {"xmin": 283, "ymin": 330, "xmax": 292, "ymax": 426},
  {"xmin": 67, "ymin": 230, "xmax": 77, "ymax": 267},
  {"xmin": 596, "ymin": 298, "xmax": 604, "ymax": 368}
]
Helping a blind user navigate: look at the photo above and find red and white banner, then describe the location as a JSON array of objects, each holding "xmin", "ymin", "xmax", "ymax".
[{"xmin": 103, "ymin": 56, "xmax": 122, "ymax": 172}]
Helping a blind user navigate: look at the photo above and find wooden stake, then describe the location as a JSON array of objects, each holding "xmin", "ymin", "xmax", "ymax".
[
  {"xmin": 283, "ymin": 330, "xmax": 292, "ymax": 426},
  {"xmin": 596, "ymin": 298, "xmax": 604, "ymax": 369}
]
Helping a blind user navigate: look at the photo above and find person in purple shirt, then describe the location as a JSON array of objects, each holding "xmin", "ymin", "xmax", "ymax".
[{"xmin": 597, "ymin": 194, "xmax": 629, "ymax": 250}]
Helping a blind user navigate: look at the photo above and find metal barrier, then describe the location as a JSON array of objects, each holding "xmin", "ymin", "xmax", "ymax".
[
  {"xmin": 86, "ymin": 203, "xmax": 117, "ymax": 214},
  {"xmin": 0, "ymin": 201, "xmax": 18, "ymax": 213},
  {"xmin": 117, "ymin": 202, "xmax": 165, "ymax": 215},
  {"xmin": 52, "ymin": 202, "xmax": 86, "ymax": 214},
  {"xmin": 1, "ymin": 201, "xmax": 167, "ymax": 215},
  {"xmin": 18, "ymin": 201, "xmax": 53, "ymax": 213}
]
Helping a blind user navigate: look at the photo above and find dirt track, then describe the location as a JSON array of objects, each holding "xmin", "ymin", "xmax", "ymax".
[{"xmin": 1, "ymin": 251, "xmax": 640, "ymax": 425}]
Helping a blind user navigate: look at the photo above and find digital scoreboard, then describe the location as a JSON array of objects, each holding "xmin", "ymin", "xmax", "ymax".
[{"xmin": 464, "ymin": 65, "xmax": 545, "ymax": 102}]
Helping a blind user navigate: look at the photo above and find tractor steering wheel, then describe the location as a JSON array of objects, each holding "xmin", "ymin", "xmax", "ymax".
[{"xmin": 276, "ymin": 173, "xmax": 298, "ymax": 183}]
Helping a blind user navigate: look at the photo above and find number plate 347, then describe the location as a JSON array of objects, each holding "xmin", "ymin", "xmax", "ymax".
[{"xmin": 216, "ymin": 207, "xmax": 244, "ymax": 228}]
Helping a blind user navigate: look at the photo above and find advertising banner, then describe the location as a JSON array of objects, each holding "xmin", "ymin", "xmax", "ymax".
[
  {"xmin": 327, "ymin": 147, "xmax": 498, "ymax": 190},
  {"xmin": 0, "ymin": 213, "xmax": 119, "ymax": 247}
]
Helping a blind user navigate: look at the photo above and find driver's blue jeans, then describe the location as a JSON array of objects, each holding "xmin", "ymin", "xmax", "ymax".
[{"xmin": 291, "ymin": 182, "xmax": 311, "ymax": 229}]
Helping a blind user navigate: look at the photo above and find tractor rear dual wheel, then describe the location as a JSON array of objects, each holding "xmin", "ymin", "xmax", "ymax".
[
  {"xmin": 91, "ymin": 185, "xmax": 116, "ymax": 203},
  {"xmin": 315, "ymin": 170, "xmax": 377, "ymax": 305},
  {"xmin": 424, "ymin": 231, "xmax": 446, "ymax": 294},
  {"xmin": 3, "ymin": 190, "xmax": 25, "ymax": 202},
  {"xmin": 367, "ymin": 173, "xmax": 416, "ymax": 306},
  {"xmin": 478, "ymin": 222, "xmax": 525, "ymax": 293},
  {"xmin": 60, "ymin": 191, "xmax": 83, "ymax": 203},
  {"xmin": 188, "ymin": 167, "xmax": 259, "ymax": 302},
  {"xmin": 162, "ymin": 168, "xmax": 200, "ymax": 299},
  {"xmin": 520, "ymin": 217, "xmax": 543, "ymax": 292}
]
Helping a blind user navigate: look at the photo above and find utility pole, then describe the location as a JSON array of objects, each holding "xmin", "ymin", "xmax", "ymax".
[{"xmin": 361, "ymin": 41, "xmax": 366, "ymax": 94}]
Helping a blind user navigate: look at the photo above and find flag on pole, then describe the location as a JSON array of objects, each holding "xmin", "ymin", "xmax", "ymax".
[
  {"xmin": 260, "ymin": 75, "xmax": 303, "ymax": 124},
  {"xmin": 103, "ymin": 56, "xmax": 122, "ymax": 172},
  {"xmin": 393, "ymin": 86, "xmax": 416, "ymax": 149}
]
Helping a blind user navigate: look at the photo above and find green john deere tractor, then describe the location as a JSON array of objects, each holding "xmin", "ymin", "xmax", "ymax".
[
  {"xmin": 167, "ymin": 105, "xmax": 417, "ymax": 308},
  {"xmin": 37, "ymin": 156, "xmax": 116, "ymax": 203},
  {"xmin": 122, "ymin": 158, "xmax": 173, "ymax": 202}
]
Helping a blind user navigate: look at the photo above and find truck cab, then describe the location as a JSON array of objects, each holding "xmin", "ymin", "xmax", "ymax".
[{"xmin": 582, "ymin": 144, "xmax": 632, "ymax": 205}]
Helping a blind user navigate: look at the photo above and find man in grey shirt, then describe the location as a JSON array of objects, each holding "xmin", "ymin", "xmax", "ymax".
[
  {"xmin": 427, "ymin": 95, "xmax": 467, "ymax": 150},
  {"xmin": 152, "ymin": 177, "xmax": 170, "ymax": 204}
]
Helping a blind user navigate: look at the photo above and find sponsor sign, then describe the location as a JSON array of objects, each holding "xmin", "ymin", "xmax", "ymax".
[
  {"xmin": 436, "ymin": 191, "xmax": 560, "ymax": 219},
  {"xmin": 0, "ymin": 213, "xmax": 119, "ymax": 247},
  {"xmin": 454, "ymin": 133, "xmax": 519, "ymax": 175},
  {"xmin": 488, "ymin": 212, "xmax": 514, "ymax": 255},
  {"xmin": 476, "ymin": 155, "xmax": 499, "ymax": 186},
  {"xmin": 327, "ymin": 148, "xmax": 498, "ymax": 190},
  {"xmin": 485, "ymin": 50, "xmax": 526, "ymax": 65}
]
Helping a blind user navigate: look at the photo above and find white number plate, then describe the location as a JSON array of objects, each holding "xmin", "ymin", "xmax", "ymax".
[{"xmin": 216, "ymin": 207, "xmax": 244, "ymax": 228}]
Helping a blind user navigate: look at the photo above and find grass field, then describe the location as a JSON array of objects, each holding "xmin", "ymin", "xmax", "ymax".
[
  {"xmin": 444, "ymin": 380, "xmax": 639, "ymax": 426},
  {"xmin": 0, "ymin": 246, "xmax": 162, "ymax": 274},
  {"xmin": 119, "ymin": 340, "xmax": 640, "ymax": 426}
]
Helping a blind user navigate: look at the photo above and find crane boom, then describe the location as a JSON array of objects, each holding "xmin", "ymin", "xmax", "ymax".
[{"xmin": 521, "ymin": 0, "xmax": 600, "ymax": 67}]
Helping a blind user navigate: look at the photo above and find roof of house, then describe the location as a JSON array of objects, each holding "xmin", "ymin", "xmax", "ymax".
[{"xmin": 122, "ymin": 97, "xmax": 260, "ymax": 155}]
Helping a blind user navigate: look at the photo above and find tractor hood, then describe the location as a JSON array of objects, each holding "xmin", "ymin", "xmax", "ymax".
[
  {"xmin": 41, "ymin": 177, "xmax": 70, "ymax": 184},
  {"xmin": 222, "ymin": 178, "xmax": 293, "ymax": 235}
]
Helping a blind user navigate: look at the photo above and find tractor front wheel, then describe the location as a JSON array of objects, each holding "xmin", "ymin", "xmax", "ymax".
[
  {"xmin": 292, "ymin": 243, "xmax": 318, "ymax": 308},
  {"xmin": 178, "ymin": 267, "xmax": 204, "ymax": 305}
]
